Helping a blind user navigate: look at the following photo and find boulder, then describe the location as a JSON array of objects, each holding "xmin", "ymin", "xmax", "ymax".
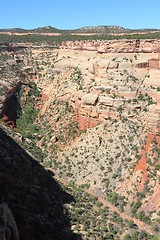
[
  {"xmin": 99, "ymin": 96, "xmax": 113, "ymax": 106},
  {"xmin": 108, "ymin": 61, "xmax": 119, "ymax": 69},
  {"xmin": 113, "ymin": 99, "xmax": 124, "ymax": 108},
  {"xmin": 51, "ymin": 135, "xmax": 58, "ymax": 143},
  {"xmin": 89, "ymin": 109, "xmax": 99, "ymax": 118},
  {"xmin": 81, "ymin": 93, "xmax": 98, "ymax": 105},
  {"xmin": 6, "ymin": 59, "xmax": 17, "ymax": 66}
]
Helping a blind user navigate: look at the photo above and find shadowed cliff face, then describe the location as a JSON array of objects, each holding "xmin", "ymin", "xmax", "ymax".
[
  {"xmin": 0, "ymin": 128, "xmax": 81, "ymax": 240},
  {"xmin": 0, "ymin": 94, "xmax": 22, "ymax": 127}
]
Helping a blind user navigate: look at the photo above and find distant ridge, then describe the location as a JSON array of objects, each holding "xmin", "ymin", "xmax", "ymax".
[
  {"xmin": 32, "ymin": 26, "xmax": 65, "ymax": 33},
  {"xmin": 72, "ymin": 25, "xmax": 130, "ymax": 34},
  {"xmin": 0, "ymin": 28, "xmax": 28, "ymax": 33},
  {"xmin": 0, "ymin": 25, "xmax": 160, "ymax": 35}
]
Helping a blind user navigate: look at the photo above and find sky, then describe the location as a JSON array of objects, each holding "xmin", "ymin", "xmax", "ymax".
[{"xmin": 1, "ymin": 0, "xmax": 160, "ymax": 30}]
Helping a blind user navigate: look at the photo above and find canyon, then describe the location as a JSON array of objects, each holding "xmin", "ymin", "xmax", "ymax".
[{"xmin": 1, "ymin": 38, "xmax": 160, "ymax": 239}]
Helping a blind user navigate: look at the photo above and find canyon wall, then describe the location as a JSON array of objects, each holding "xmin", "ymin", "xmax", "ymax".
[
  {"xmin": 1, "ymin": 39, "xmax": 160, "ymax": 234},
  {"xmin": 1, "ymin": 39, "xmax": 160, "ymax": 132},
  {"xmin": 40, "ymin": 40, "xmax": 160, "ymax": 132}
]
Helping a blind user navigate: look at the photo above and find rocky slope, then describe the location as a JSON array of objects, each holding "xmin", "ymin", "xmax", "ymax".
[
  {"xmin": 0, "ymin": 127, "xmax": 82, "ymax": 240},
  {"xmin": 36, "ymin": 39, "xmax": 160, "ymax": 237},
  {"xmin": 44, "ymin": 39, "xmax": 160, "ymax": 133}
]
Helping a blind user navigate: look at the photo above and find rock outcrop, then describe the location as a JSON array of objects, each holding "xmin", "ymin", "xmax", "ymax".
[
  {"xmin": 0, "ymin": 43, "xmax": 58, "ymax": 126},
  {"xmin": 61, "ymin": 39, "xmax": 160, "ymax": 53},
  {"xmin": 1, "ymin": 40, "xmax": 160, "ymax": 132}
]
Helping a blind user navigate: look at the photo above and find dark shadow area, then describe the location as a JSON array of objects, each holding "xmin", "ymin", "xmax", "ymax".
[
  {"xmin": 0, "ymin": 94, "xmax": 22, "ymax": 127},
  {"xmin": 0, "ymin": 128, "xmax": 82, "ymax": 240}
]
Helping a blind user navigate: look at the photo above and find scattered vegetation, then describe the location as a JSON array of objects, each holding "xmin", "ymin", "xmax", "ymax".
[{"xmin": 1, "ymin": 31, "xmax": 160, "ymax": 43}]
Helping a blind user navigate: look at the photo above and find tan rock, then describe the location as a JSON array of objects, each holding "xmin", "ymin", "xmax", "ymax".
[
  {"xmin": 89, "ymin": 109, "xmax": 99, "ymax": 118},
  {"xmin": 81, "ymin": 93, "xmax": 98, "ymax": 105},
  {"xmin": 113, "ymin": 99, "xmax": 124, "ymax": 108},
  {"xmin": 108, "ymin": 61, "xmax": 119, "ymax": 69},
  {"xmin": 51, "ymin": 135, "xmax": 58, "ymax": 143},
  {"xmin": 99, "ymin": 96, "xmax": 113, "ymax": 106}
]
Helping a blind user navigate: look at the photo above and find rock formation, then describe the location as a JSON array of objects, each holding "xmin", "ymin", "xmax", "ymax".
[
  {"xmin": 1, "ymin": 40, "xmax": 160, "ymax": 132},
  {"xmin": 61, "ymin": 39, "xmax": 160, "ymax": 53}
]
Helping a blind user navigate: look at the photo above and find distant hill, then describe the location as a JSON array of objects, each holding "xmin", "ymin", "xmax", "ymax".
[
  {"xmin": 32, "ymin": 26, "xmax": 65, "ymax": 33},
  {"xmin": 71, "ymin": 25, "xmax": 130, "ymax": 34},
  {"xmin": 0, "ymin": 28, "xmax": 28, "ymax": 33},
  {"xmin": 0, "ymin": 25, "xmax": 160, "ymax": 35}
]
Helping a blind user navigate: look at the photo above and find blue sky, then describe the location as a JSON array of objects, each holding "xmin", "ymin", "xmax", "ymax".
[{"xmin": 1, "ymin": 0, "xmax": 160, "ymax": 30}]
